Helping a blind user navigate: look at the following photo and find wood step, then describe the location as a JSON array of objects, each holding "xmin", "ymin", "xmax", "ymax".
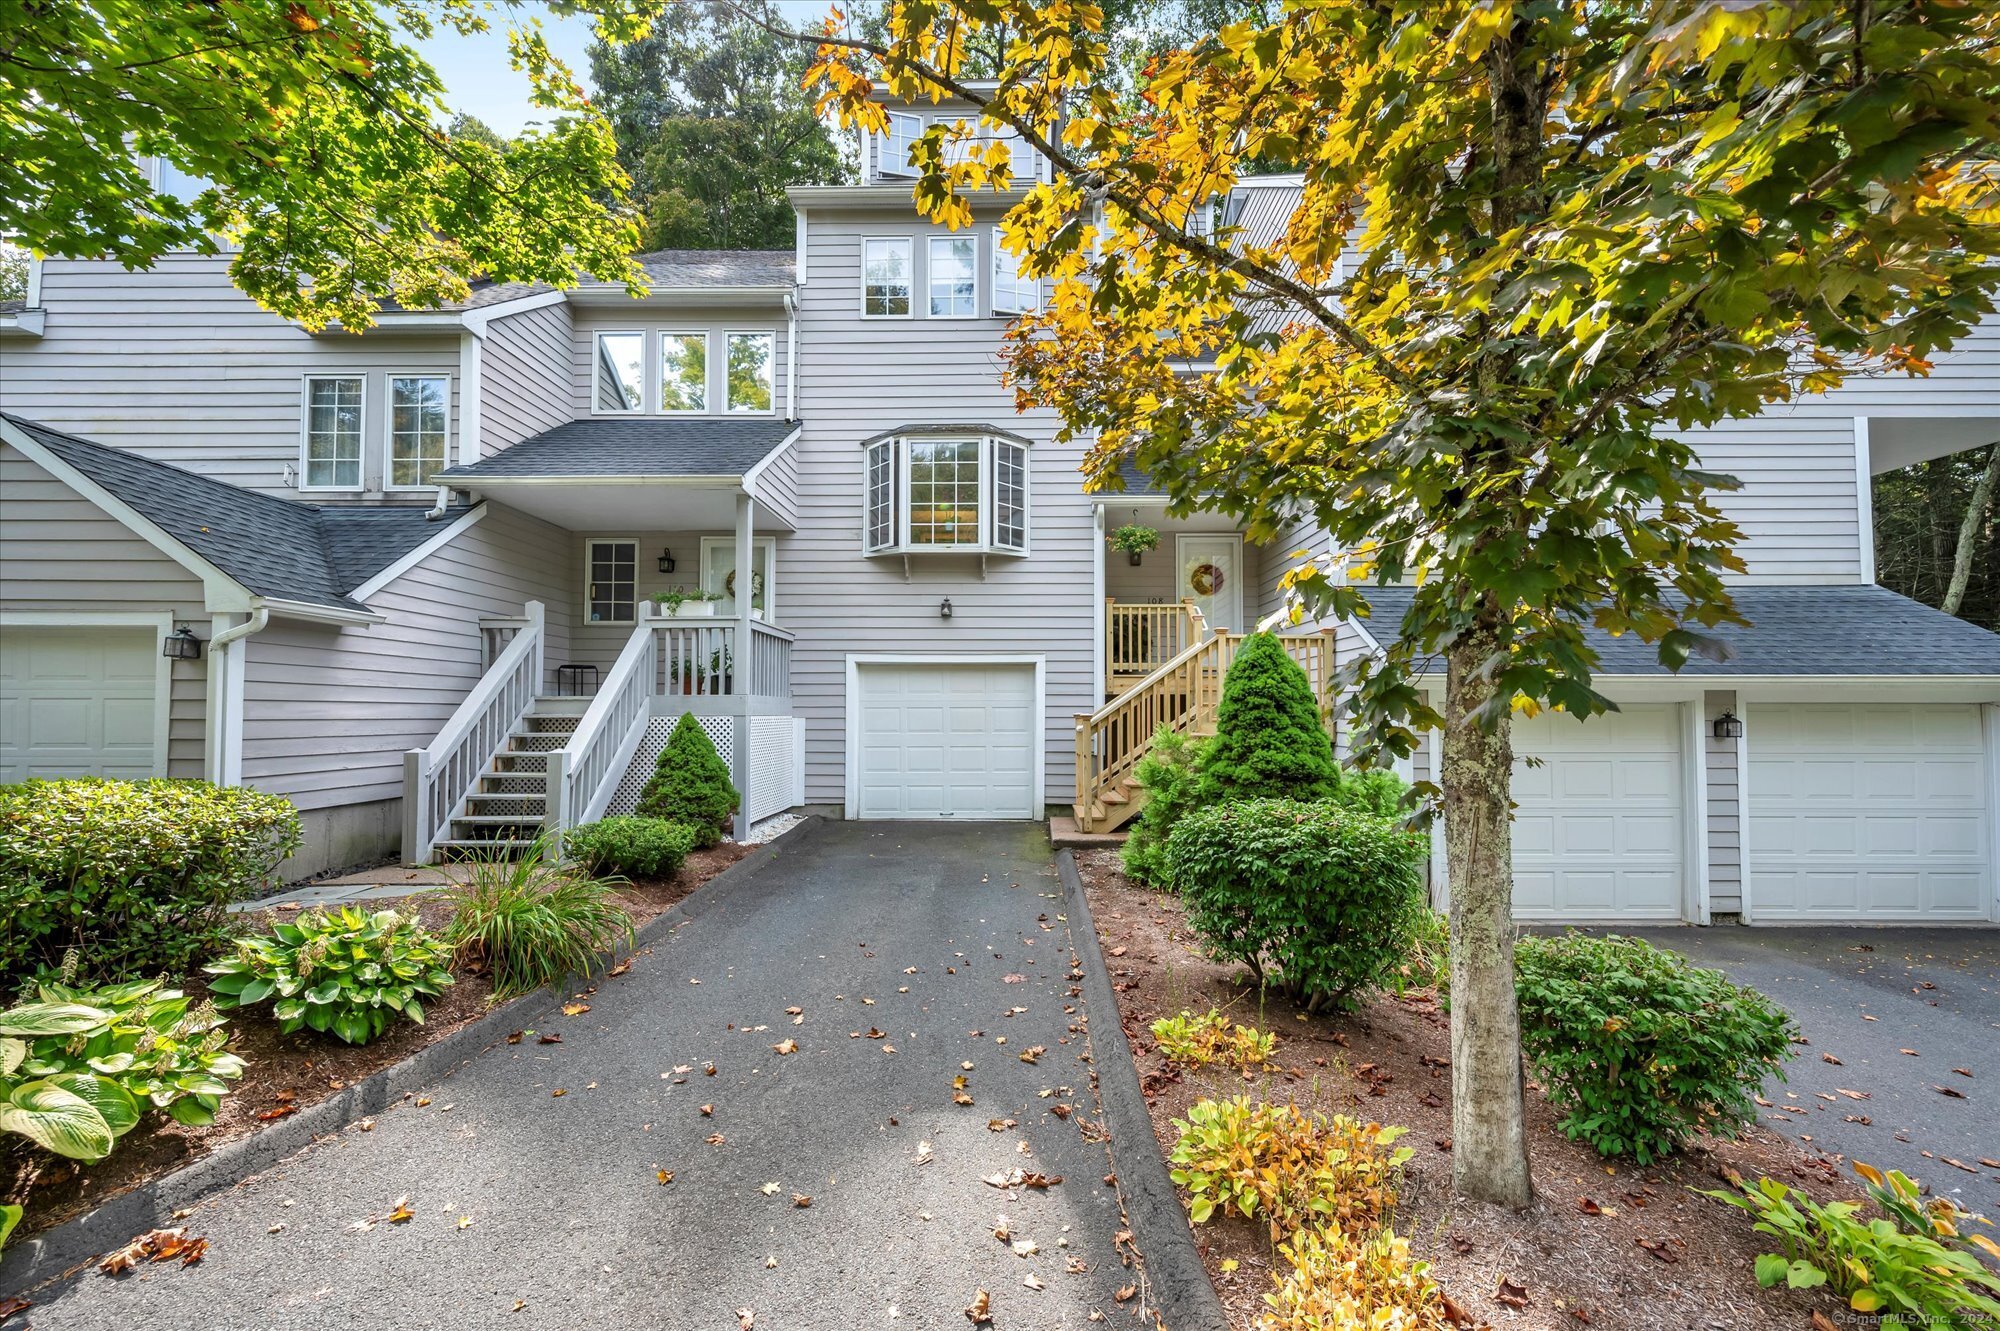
[{"xmin": 1098, "ymin": 788, "xmax": 1129, "ymax": 806}]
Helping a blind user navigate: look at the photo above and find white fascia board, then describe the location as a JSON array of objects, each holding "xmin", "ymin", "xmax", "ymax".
[
  {"xmin": 348, "ymin": 503, "xmax": 490, "ymax": 602},
  {"xmin": 0, "ymin": 309, "xmax": 45, "ymax": 337},
  {"xmin": 1399, "ymin": 670, "xmax": 2000, "ymax": 704},
  {"xmin": 0, "ymin": 417, "xmax": 253, "ymax": 612},
  {"xmin": 255, "ymin": 597, "xmax": 388, "ymax": 627},
  {"xmin": 455, "ymin": 474, "xmax": 745, "ymax": 488}
]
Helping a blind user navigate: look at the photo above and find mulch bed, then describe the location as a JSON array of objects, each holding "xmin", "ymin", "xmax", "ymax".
[
  {"xmin": 1074, "ymin": 849, "xmax": 1871, "ymax": 1331},
  {"xmin": 3, "ymin": 841, "xmax": 748, "ymax": 1242}
]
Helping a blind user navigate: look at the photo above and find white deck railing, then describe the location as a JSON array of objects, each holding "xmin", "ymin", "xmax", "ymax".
[
  {"xmin": 551, "ymin": 614, "xmax": 657, "ymax": 836},
  {"xmin": 402, "ymin": 601, "xmax": 544, "ymax": 863}
]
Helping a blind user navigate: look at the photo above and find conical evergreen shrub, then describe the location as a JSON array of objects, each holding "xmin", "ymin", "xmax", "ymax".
[
  {"xmin": 1194, "ymin": 632, "xmax": 1338, "ymax": 805},
  {"xmin": 635, "ymin": 714, "xmax": 739, "ymax": 847}
]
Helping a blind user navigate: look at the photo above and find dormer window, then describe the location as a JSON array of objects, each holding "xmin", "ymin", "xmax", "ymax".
[
  {"xmin": 879, "ymin": 111, "xmax": 923, "ymax": 179},
  {"xmin": 862, "ymin": 430, "xmax": 1030, "ymax": 556}
]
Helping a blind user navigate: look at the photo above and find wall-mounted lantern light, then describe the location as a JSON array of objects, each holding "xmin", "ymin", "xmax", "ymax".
[
  {"xmin": 657, "ymin": 547, "xmax": 677, "ymax": 574},
  {"xmin": 939, "ymin": 598, "xmax": 954, "ymax": 620},
  {"xmin": 1713, "ymin": 710, "xmax": 1743, "ymax": 740},
  {"xmin": 162, "ymin": 625, "xmax": 203, "ymax": 661}
]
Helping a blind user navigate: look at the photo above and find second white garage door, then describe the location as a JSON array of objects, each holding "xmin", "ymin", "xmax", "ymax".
[
  {"xmin": 851, "ymin": 661, "xmax": 1039, "ymax": 819},
  {"xmin": 1510, "ymin": 705, "xmax": 1687, "ymax": 921},
  {"xmin": 0, "ymin": 626, "xmax": 163, "ymax": 783},
  {"xmin": 1748, "ymin": 703, "xmax": 1993, "ymax": 921}
]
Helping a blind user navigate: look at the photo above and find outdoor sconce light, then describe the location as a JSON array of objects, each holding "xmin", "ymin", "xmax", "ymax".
[
  {"xmin": 939, "ymin": 598, "xmax": 954, "ymax": 620},
  {"xmin": 162, "ymin": 625, "xmax": 203, "ymax": 661},
  {"xmin": 657, "ymin": 547, "xmax": 677, "ymax": 574},
  {"xmin": 1713, "ymin": 711, "xmax": 1744, "ymax": 740}
]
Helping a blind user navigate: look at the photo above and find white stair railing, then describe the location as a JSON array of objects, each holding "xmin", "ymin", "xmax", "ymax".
[
  {"xmin": 549, "ymin": 613, "xmax": 657, "ymax": 841},
  {"xmin": 403, "ymin": 601, "xmax": 544, "ymax": 863}
]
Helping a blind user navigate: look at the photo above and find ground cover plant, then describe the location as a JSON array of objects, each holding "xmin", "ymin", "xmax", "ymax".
[
  {"xmin": 1151, "ymin": 1008, "xmax": 1276, "ymax": 1071},
  {"xmin": 206, "ymin": 906, "xmax": 454, "ymax": 1046},
  {"xmin": 564, "ymin": 815, "xmax": 697, "ymax": 878}
]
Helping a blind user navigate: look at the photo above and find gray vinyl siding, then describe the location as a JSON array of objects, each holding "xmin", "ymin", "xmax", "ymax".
[
  {"xmin": 1806, "ymin": 313, "xmax": 2000, "ymax": 415},
  {"xmin": 568, "ymin": 307, "xmax": 792, "ymax": 422},
  {"xmin": 238, "ymin": 504, "xmax": 573, "ymax": 811},
  {"xmin": 1105, "ymin": 532, "xmax": 1264, "ymax": 627},
  {"xmin": 0, "ymin": 444, "xmax": 208, "ymax": 776},
  {"xmin": 1683, "ymin": 415, "xmax": 1863, "ymax": 583},
  {"xmin": 788, "ymin": 205, "xmax": 1093, "ymax": 804},
  {"xmin": 566, "ymin": 528, "xmax": 782, "ymax": 668},
  {"xmin": 1703, "ymin": 690, "xmax": 1743, "ymax": 914},
  {"xmin": 751, "ymin": 442, "xmax": 801, "ymax": 531},
  {"xmin": 0, "ymin": 255, "xmax": 461, "ymax": 500},
  {"xmin": 479, "ymin": 302, "xmax": 574, "ymax": 455}
]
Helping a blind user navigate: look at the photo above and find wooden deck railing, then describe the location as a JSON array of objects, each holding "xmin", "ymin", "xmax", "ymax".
[
  {"xmin": 1105, "ymin": 599, "xmax": 1205, "ymax": 696},
  {"xmin": 403, "ymin": 601, "xmax": 544, "ymax": 863},
  {"xmin": 1073, "ymin": 627, "xmax": 1336, "ymax": 833}
]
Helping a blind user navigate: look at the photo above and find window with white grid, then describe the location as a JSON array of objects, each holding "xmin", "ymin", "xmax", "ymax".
[
  {"xmin": 991, "ymin": 231, "xmax": 1042, "ymax": 315},
  {"xmin": 302, "ymin": 376, "xmax": 363, "ymax": 490},
  {"xmin": 387, "ymin": 375, "xmax": 449, "ymax": 488}
]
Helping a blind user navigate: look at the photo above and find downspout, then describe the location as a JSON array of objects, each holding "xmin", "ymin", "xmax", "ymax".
[
  {"xmin": 208, "ymin": 607, "xmax": 270, "ymax": 786},
  {"xmin": 784, "ymin": 291, "xmax": 798, "ymax": 421},
  {"xmin": 425, "ymin": 484, "xmax": 452, "ymax": 519}
]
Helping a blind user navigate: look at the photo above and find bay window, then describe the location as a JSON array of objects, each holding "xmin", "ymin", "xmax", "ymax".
[{"xmin": 862, "ymin": 432, "xmax": 1030, "ymax": 556}]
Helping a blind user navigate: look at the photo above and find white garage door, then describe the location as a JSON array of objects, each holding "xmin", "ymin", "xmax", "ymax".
[
  {"xmin": 1749, "ymin": 704, "xmax": 1993, "ymax": 921},
  {"xmin": 853, "ymin": 661, "xmax": 1037, "ymax": 819},
  {"xmin": 1511, "ymin": 705, "xmax": 1687, "ymax": 921},
  {"xmin": 0, "ymin": 627, "xmax": 161, "ymax": 782}
]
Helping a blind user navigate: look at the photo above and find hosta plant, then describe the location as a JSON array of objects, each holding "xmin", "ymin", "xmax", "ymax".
[
  {"xmin": 1705, "ymin": 1166, "xmax": 2000, "ymax": 1322},
  {"xmin": 1170, "ymin": 1096, "xmax": 1410, "ymax": 1239},
  {"xmin": 1, "ymin": 964, "xmax": 243, "ymax": 1162},
  {"xmin": 1151, "ymin": 1009, "xmax": 1276, "ymax": 1071},
  {"xmin": 207, "ymin": 906, "xmax": 453, "ymax": 1046}
]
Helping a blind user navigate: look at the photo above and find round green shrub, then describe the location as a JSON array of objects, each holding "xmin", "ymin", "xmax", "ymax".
[
  {"xmin": 1164, "ymin": 798, "xmax": 1429, "ymax": 1010},
  {"xmin": 635, "ymin": 715, "xmax": 738, "ymax": 848},
  {"xmin": 1194, "ymin": 633, "xmax": 1338, "ymax": 806},
  {"xmin": 0, "ymin": 778, "xmax": 302, "ymax": 985},
  {"xmin": 564, "ymin": 816, "xmax": 697, "ymax": 879},
  {"xmin": 1514, "ymin": 932, "xmax": 1798, "ymax": 1164},
  {"xmin": 1119, "ymin": 727, "xmax": 1209, "ymax": 885},
  {"xmin": 1331, "ymin": 767, "xmax": 1411, "ymax": 819}
]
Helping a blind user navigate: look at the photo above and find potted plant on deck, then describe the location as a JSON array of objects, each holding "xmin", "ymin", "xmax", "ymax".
[
  {"xmin": 652, "ymin": 588, "xmax": 723, "ymax": 618},
  {"xmin": 1109, "ymin": 524, "xmax": 1161, "ymax": 566}
]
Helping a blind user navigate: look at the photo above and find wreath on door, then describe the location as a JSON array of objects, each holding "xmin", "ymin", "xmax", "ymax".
[{"xmin": 1189, "ymin": 562, "xmax": 1227, "ymax": 596}]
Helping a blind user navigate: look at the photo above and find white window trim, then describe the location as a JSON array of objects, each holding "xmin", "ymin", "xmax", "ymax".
[
  {"xmin": 591, "ymin": 329, "xmax": 648, "ymax": 416},
  {"xmin": 656, "ymin": 328, "xmax": 712, "ymax": 415},
  {"xmin": 723, "ymin": 329, "xmax": 779, "ymax": 416},
  {"xmin": 298, "ymin": 373, "xmax": 367, "ymax": 494},
  {"xmin": 990, "ymin": 226, "xmax": 1042, "ymax": 316},
  {"xmin": 927, "ymin": 233, "xmax": 980, "ymax": 321},
  {"xmin": 699, "ymin": 535, "xmax": 779, "ymax": 620},
  {"xmin": 876, "ymin": 110, "xmax": 924, "ymax": 180},
  {"xmin": 860, "ymin": 237, "xmax": 916, "ymax": 320},
  {"xmin": 861, "ymin": 433, "xmax": 1031, "ymax": 557},
  {"xmin": 584, "ymin": 537, "xmax": 641, "ymax": 625},
  {"xmin": 383, "ymin": 372, "xmax": 453, "ymax": 492}
]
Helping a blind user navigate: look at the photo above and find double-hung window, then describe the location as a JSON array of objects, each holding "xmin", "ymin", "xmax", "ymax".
[
  {"xmin": 928, "ymin": 236, "xmax": 976, "ymax": 318},
  {"xmin": 878, "ymin": 111, "xmax": 923, "ymax": 179},
  {"xmin": 726, "ymin": 332, "xmax": 775, "ymax": 413},
  {"xmin": 387, "ymin": 375, "xmax": 449, "ymax": 489},
  {"xmin": 659, "ymin": 332, "xmax": 708, "ymax": 412},
  {"xmin": 991, "ymin": 229, "xmax": 1042, "ymax": 315},
  {"xmin": 594, "ymin": 331, "xmax": 645, "ymax": 413},
  {"xmin": 863, "ymin": 238, "xmax": 913, "ymax": 317},
  {"xmin": 862, "ymin": 433, "xmax": 1029, "ymax": 556},
  {"xmin": 301, "ymin": 376, "xmax": 363, "ymax": 490},
  {"xmin": 586, "ymin": 540, "xmax": 638, "ymax": 623}
]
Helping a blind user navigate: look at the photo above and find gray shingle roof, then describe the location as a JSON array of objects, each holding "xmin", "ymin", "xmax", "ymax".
[
  {"xmin": 1350, "ymin": 583, "xmax": 2000, "ymax": 676},
  {"xmin": 0, "ymin": 299, "xmax": 24, "ymax": 316},
  {"xmin": 436, "ymin": 418, "xmax": 800, "ymax": 480},
  {"xmin": 382, "ymin": 249, "xmax": 797, "ymax": 315},
  {"xmin": 4, "ymin": 414, "xmax": 465, "ymax": 613}
]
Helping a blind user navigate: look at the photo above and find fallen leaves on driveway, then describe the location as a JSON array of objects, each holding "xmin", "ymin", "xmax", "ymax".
[
  {"xmin": 100, "ymin": 1228, "xmax": 208, "ymax": 1274},
  {"xmin": 964, "ymin": 1289, "xmax": 992, "ymax": 1324}
]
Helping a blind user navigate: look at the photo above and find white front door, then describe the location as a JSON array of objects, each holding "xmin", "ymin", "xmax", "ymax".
[
  {"xmin": 1748, "ymin": 703, "xmax": 1993, "ymax": 921},
  {"xmin": 1509, "ymin": 705, "xmax": 1688, "ymax": 921},
  {"xmin": 851, "ymin": 661, "xmax": 1039, "ymax": 819},
  {"xmin": 0, "ymin": 627, "xmax": 163, "ymax": 781},
  {"xmin": 1177, "ymin": 535, "xmax": 1243, "ymax": 632},
  {"xmin": 700, "ymin": 537, "xmax": 776, "ymax": 619}
]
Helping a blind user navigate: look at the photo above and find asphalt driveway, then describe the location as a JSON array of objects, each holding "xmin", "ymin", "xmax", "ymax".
[
  {"xmin": 25, "ymin": 821, "xmax": 1141, "ymax": 1329},
  {"xmin": 1629, "ymin": 926, "xmax": 2000, "ymax": 1213}
]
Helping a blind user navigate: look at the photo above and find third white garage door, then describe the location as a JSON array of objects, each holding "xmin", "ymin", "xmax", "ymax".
[
  {"xmin": 1748, "ymin": 703, "xmax": 1994, "ymax": 921},
  {"xmin": 851, "ymin": 661, "xmax": 1039, "ymax": 819},
  {"xmin": 1510, "ymin": 705, "xmax": 1688, "ymax": 921}
]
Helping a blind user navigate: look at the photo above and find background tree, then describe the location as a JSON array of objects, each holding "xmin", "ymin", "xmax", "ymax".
[
  {"xmin": 589, "ymin": 1, "xmax": 847, "ymax": 251},
  {"xmin": 1, "ymin": 0, "xmax": 663, "ymax": 330},
  {"xmin": 1875, "ymin": 444, "xmax": 2000, "ymax": 629},
  {"xmin": 786, "ymin": 0, "xmax": 2000, "ymax": 1206},
  {"xmin": 0, "ymin": 240, "xmax": 26, "ymax": 305}
]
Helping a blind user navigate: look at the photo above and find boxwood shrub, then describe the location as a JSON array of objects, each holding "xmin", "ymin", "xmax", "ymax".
[
  {"xmin": 1515, "ymin": 932, "xmax": 1798, "ymax": 1163},
  {"xmin": 0, "ymin": 778, "xmax": 301, "ymax": 985},
  {"xmin": 1164, "ymin": 798, "xmax": 1429, "ymax": 1010},
  {"xmin": 564, "ymin": 816, "xmax": 697, "ymax": 879}
]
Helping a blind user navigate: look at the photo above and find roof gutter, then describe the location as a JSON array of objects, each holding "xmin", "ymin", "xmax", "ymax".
[{"xmin": 254, "ymin": 597, "xmax": 389, "ymax": 627}]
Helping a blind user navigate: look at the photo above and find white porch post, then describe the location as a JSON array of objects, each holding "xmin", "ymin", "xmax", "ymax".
[{"xmin": 734, "ymin": 491, "xmax": 755, "ymax": 834}]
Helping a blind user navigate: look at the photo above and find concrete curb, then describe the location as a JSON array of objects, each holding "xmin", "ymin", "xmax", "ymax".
[
  {"xmin": 1, "ymin": 816, "xmax": 826, "ymax": 1296},
  {"xmin": 1059, "ymin": 849, "xmax": 1230, "ymax": 1331}
]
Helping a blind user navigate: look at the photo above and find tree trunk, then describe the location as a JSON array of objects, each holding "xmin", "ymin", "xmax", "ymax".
[
  {"xmin": 1442, "ymin": 618, "xmax": 1535, "ymax": 1209},
  {"xmin": 1941, "ymin": 442, "xmax": 1999, "ymax": 618}
]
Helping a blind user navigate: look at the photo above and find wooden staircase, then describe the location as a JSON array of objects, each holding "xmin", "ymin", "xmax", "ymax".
[
  {"xmin": 1073, "ymin": 628, "xmax": 1335, "ymax": 834},
  {"xmin": 433, "ymin": 696, "xmax": 592, "ymax": 857}
]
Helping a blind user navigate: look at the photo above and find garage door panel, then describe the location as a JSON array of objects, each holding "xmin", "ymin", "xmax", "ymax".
[
  {"xmin": 1, "ymin": 628, "xmax": 161, "ymax": 784},
  {"xmin": 1749, "ymin": 704, "xmax": 1992, "ymax": 922},
  {"xmin": 854, "ymin": 662, "xmax": 1037, "ymax": 820}
]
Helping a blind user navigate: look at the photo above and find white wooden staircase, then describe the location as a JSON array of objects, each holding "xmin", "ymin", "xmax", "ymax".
[{"xmin": 431, "ymin": 696, "xmax": 591, "ymax": 857}]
